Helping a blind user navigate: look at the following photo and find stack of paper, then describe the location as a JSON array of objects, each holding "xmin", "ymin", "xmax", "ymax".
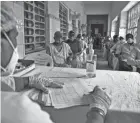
[
  {"xmin": 28, "ymin": 81, "xmax": 89, "ymax": 109},
  {"xmin": 49, "ymin": 82, "xmax": 89, "ymax": 109}
]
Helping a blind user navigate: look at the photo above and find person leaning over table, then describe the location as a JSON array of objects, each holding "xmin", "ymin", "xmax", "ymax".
[
  {"xmin": 115, "ymin": 33, "xmax": 137, "ymax": 71},
  {"xmin": 46, "ymin": 31, "xmax": 73, "ymax": 67},
  {"xmin": 1, "ymin": 2, "xmax": 63, "ymax": 123},
  {"xmin": 1, "ymin": 2, "xmax": 111, "ymax": 123}
]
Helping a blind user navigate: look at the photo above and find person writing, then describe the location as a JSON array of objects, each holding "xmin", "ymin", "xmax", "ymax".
[
  {"xmin": 1, "ymin": 2, "xmax": 111, "ymax": 123},
  {"xmin": 1, "ymin": 2, "xmax": 63, "ymax": 123}
]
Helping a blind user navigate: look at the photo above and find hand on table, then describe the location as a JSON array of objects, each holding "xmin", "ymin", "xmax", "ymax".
[
  {"xmin": 1, "ymin": 90, "xmax": 53, "ymax": 123},
  {"xmin": 29, "ymin": 75, "xmax": 63, "ymax": 93},
  {"xmin": 126, "ymin": 58, "xmax": 134, "ymax": 65},
  {"xmin": 86, "ymin": 86, "xmax": 111, "ymax": 118}
]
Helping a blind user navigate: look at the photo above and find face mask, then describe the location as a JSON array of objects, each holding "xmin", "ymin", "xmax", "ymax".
[{"xmin": 0, "ymin": 31, "xmax": 19, "ymax": 75}]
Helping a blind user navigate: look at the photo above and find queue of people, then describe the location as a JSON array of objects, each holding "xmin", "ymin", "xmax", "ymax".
[{"xmin": 46, "ymin": 30, "xmax": 90, "ymax": 68}]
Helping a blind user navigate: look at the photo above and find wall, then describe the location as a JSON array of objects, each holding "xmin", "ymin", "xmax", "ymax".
[
  {"xmin": 47, "ymin": 1, "xmax": 86, "ymax": 43},
  {"xmin": 111, "ymin": 1, "xmax": 129, "ymax": 21},
  {"xmin": 84, "ymin": 2, "xmax": 112, "ymax": 35},
  {"xmin": 87, "ymin": 15, "xmax": 108, "ymax": 36}
]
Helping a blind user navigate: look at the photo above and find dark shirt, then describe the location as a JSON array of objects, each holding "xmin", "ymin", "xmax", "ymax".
[{"xmin": 65, "ymin": 39, "xmax": 82, "ymax": 54}]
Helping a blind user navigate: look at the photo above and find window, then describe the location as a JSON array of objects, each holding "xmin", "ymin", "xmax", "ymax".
[
  {"xmin": 127, "ymin": 2, "xmax": 140, "ymax": 39},
  {"xmin": 59, "ymin": 3, "xmax": 68, "ymax": 40}
]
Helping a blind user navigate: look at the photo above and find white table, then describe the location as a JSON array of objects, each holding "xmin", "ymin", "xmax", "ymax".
[{"xmin": 23, "ymin": 66, "xmax": 140, "ymax": 123}]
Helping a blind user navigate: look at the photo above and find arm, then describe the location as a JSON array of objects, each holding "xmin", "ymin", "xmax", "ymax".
[
  {"xmin": 1, "ymin": 76, "xmax": 29, "ymax": 92},
  {"xmin": 110, "ymin": 44, "xmax": 117, "ymax": 53},
  {"xmin": 46, "ymin": 44, "xmax": 51, "ymax": 56},
  {"xmin": 76, "ymin": 41, "xmax": 83, "ymax": 55},
  {"xmin": 127, "ymin": 49, "xmax": 140, "ymax": 66}
]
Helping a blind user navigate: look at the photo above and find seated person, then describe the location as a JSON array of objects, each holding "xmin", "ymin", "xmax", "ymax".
[
  {"xmin": 1, "ymin": 2, "xmax": 63, "ymax": 123},
  {"xmin": 46, "ymin": 31, "xmax": 72, "ymax": 67},
  {"xmin": 126, "ymin": 44, "xmax": 140, "ymax": 73},
  {"xmin": 108, "ymin": 35, "xmax": 119, "ymax": 68},
  {"xmin": 115, "ymin": 33, "xmax": 137, "ymax": 71},
  {"xmin": 110, "ymin": 36, "xmax": 126, "ymax": 54}
]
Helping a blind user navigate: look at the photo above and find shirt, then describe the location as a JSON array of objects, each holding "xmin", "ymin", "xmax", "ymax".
[
  {"xmin": 110, "ymin": 40, "xmax": 126, "ymax": 54},
  {"xmin": 65, "ymin": 39, "xmax": 82, "ymax": 54},
  {"xmin": 46, "ymin": 42, "xmax": 72, "ymax": 66},
  {"xmin": 128, "ymin": 44, "xmax": 140, "ymax": 68},
  {"xmin": 116, "ymin": 43, "xmax": 136, "ymax": 62}
]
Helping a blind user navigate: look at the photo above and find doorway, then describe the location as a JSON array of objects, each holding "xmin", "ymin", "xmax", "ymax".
[{"xmin": 91, "ymin": 24, "xmax": 104, "ymax": 36}]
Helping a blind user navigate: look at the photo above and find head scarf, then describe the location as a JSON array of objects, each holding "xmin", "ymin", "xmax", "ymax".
[{"xmin": 0, "ymin": 2, "xmax": 17, "ymax": 32}]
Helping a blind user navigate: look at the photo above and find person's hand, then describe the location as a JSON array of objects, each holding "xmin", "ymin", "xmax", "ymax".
[
  {"xmin": 29, "ymin": 75, "xmax": 63, "ymax": 93},
  {"xmin": 127, "ymin": 58, "xmax": 134, "ymax": 65},
  {"xmin": 1, "ymin": 91, "xmax": 53, "ymax": 123},
  {"xmin": 86, "ymin": 86, "xmax": 111, "ymax": 117}
]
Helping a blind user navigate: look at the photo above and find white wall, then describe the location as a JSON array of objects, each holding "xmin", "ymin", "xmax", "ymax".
[
  {"xmin": 48, "ymin": 1, "xmax": 86, "ymax": 42},
  {"xmin": 111, "ymin": 1, "xmax": 129, "ymax": 21},
  {"xmin": 84, "ymin": 2, "xmax": 111, "ymax": 15},
  {"xmin": 84, "ymin": 2, "xmax": 112, "ymax": 35}
]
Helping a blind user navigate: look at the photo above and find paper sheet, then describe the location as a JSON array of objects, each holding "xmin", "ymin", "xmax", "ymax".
[{"xmin": 49, "ymin": 81, "xmax": 89, "ymax": 109}]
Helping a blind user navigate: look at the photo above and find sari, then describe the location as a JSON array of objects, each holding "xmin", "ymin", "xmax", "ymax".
[{"xmin": 49, "ymin": 42, "xmax": 72, "ymax": 67}]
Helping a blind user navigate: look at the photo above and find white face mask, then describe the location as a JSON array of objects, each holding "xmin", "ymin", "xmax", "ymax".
[{"xmin": 1, "ymin": 31, "xmax": 19, "ymax": 75}]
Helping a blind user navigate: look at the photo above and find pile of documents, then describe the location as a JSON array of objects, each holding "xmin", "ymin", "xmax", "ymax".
[{"xmin": 28, "ymin": 81, "xmax": 89, "ymax": 109}]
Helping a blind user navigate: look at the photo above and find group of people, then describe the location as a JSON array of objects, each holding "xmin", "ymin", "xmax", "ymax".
[
  {"xmin": 1, "ymin": 2, "xmax": 111, "ymax": 123},
  {"xmin": 46, "ymin": 31, "xmax": 89, "ymax": 68},
  {"xmin": 104, "ymin": 34, "xmax": 140, "ymax": 73}
]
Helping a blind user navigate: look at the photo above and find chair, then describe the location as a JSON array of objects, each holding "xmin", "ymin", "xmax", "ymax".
[{"xmin": 24, "ymin": 52, "xmax": 54, "ymax": 67}]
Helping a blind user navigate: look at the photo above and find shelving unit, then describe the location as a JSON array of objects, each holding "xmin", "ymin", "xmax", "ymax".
[
  {"xmin": 24, "ymin": 1, "xmax": 46, "ymax": 54},
  {"xmin": 59, "ymin": 3, "xmax": 68, "ymax": 40}
]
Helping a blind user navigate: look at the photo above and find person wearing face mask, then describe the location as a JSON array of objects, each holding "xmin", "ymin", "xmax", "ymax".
[
  {"xmin": 46, "ymin": 31, "xmax": 72, "ymax": 67},
  {"xmin": 115, "ymin": 33, "xmax": 137, "ymax": 71},
  {"xmin": 1, "ymin": 2, "xmax": 63, "ymax": 123}
]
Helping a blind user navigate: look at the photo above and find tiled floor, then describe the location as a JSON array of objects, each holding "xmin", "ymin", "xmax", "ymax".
[{"xmin": 94, "ymin": 49, "xmax": 111, "ymax": 70}]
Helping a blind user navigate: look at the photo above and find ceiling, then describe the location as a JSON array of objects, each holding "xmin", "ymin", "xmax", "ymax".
[{"xmin": 83, "ymin": 1, "xmax": 112, "ymax": 5}]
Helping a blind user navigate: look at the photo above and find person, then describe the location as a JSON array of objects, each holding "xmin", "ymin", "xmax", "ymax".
[
  {"xmin": 46, "ymin": 31, "xmax": 72, "ymax": 67},
  {"xmin": 126, "ymin": 43, "xmax": 140, "ymax": 73},
  {"xmin": 86, "ymin": 86, "xmax": 111, "ymax": 123},
  {"xmin": 108, "ymin": 35, "xmax": 119, "ymax": 68},
  {"xmin": 1, "ymin": 3, "xmax": 111, "ymax": 123},
  {"xmin": 115, "ymin": 33, "xmax": 137, "ymax": 71},
  {"xmin": 110, "ymin": 36, "xmax": 126, "ymax": 54},
  {"xmin": 81, "ymin": 34, "xmax": 88, "ymax": 64},
  {"xmin": 1, "ymin": 2, "xmax": 63, "ymax": 123},
  {"xmin": 81, "ymin": 34, "xmax": 88, "ymax": 50},
  {"xmin": 65, "ymin": 31, "xmax": 83, "ymax": 68}
]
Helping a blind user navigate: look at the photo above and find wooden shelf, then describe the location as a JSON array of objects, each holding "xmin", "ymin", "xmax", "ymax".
[
  {"xmin": 24, "ymin": 18, "xmax": 33, "ymax": 21},
  {"xmin": 35, "ymin": 20, "xmax": 45, "ymax": 24},
  {"xmin": 24, "ymin": 1, "xmax": 46, "ymax": 55},
  {"xmin": 24, "ymin": 10, "xmax": 33, "ymax": 14},
  {"xmin": 35, "ymin": 13, "xmax": 45, "ymax": 18}
]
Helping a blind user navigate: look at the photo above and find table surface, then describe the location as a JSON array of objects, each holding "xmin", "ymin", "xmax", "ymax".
[{"xmin": 23, "ymin": 66, "xmax": 140, "ymax": 123}]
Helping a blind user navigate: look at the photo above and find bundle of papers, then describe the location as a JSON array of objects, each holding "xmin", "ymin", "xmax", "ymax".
[{"xmin": 28, "ymin": 81, "xmax": 89, "ymax": 109}]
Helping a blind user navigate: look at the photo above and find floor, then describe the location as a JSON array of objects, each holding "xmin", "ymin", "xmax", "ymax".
[{"xmin": 94, "ymin": 49, "xmax": 111, "ymax": 70}]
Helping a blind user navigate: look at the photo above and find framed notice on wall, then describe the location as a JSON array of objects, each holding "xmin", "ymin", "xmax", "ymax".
[{"xmin": 95, "ymin": 28, "xmax": 99, "ymax": 34}]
